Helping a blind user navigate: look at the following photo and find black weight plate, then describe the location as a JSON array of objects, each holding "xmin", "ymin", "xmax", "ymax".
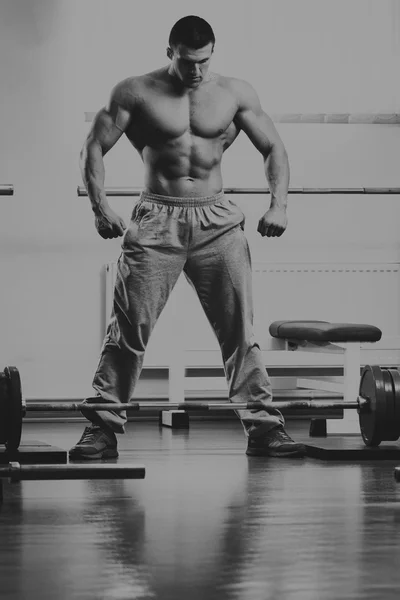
[
  {"xmin": 0, "ymin": 372, "xmax": 7, "ymax": 444},
  {"xmin": 381, "ymin": 369, "xmax": 397, "ymax": 441},
  {"xmin": 388, "ymin": 369, "xmax": 400, "ymax": 442},
  {"xmin": 359, "ymin": 365, "xmax": 386, "ymax": 446},
  {"xmin": 4, "ymin": 366, "xmax": 23, "ymax": 451}
]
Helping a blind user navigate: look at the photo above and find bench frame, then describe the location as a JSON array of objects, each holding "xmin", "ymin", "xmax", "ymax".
[
  {"xmin": 273, "ymin": 338, "xmax": 362, "ymax": 434},
  {"xmin": 163, "ymin": 334, "xmax": 400, "ymax": 434}
]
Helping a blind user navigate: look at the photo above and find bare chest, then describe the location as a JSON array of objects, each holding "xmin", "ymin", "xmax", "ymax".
[{"xmin": 136, "ymin": 86, "xmax": 238, "ymax": 139}]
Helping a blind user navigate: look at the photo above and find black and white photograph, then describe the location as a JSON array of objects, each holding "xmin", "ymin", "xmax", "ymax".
[{"xmin": 1, "ymin": 1, "xmax": 400, "ymax": 598}]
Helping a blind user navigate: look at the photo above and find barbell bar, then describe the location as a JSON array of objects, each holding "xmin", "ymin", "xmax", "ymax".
[
  {"xmin": 0, "ymin": 462, "xmax": 145, "ymax": 481},
  {"xmin": 1, "ymin": 365, "xmax": 399, "ymax": 450},
  {"xmin": 0, "ymin": 461, "xmax": 145, "ymax": 502},
  {"xmin": 77, "ymin": 186, "xmax": 400, "ymax": 197},
  {"xmin": 25, "ymin": 399, "xmax": 366, "ymax": 412}
]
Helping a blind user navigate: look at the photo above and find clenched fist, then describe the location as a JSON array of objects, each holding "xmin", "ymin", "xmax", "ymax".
[
  {"xmin": 257, "ymin": 206, "xmax": 288, "ymax": 238},
  {"xmin": 95, "ymin": 207, "xmax": 126, "ymax": 239}
]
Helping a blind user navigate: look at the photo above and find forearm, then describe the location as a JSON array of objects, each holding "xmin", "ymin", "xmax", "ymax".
[
  {"xmin": 80, "ymin": 142, "xmax": 110, "ymax": 216},
  {"xmin": 264, "ymin": 144, "xmax": 290, "ymax": 209}
]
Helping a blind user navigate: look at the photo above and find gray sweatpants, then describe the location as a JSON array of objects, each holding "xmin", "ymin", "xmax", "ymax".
[{"xmin": 81, "ymin": 191, "xmax": 284, "ymax": 438}]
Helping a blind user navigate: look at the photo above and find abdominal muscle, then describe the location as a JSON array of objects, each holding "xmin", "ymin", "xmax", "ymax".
[{"xmin": 140, "ymin": 133, "xmax": 228, "ymax": 198}]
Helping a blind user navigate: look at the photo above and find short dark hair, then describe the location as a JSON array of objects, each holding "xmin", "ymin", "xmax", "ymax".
[{"xmin": 169, "ymin": 16, "xmax": 215, "ymax": 50}]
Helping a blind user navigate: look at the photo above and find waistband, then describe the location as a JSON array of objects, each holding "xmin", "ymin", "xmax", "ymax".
[{"xmin": 139, "ymin": 190, "xmax": 225, "ymax": 207}]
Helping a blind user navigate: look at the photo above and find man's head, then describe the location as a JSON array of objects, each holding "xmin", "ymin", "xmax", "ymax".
[{"xmin": 167, "ymin": 16, "xmax": 215, "ymax": 88}]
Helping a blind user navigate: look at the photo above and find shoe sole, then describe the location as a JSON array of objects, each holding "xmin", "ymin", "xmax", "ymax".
[
  {"xmin": 246, "ymin": 447, "xmax": 306, "ymax": 457},
  {"xmin": 69, "ymin": 448, "xmax": 119, "ymax": 460}
]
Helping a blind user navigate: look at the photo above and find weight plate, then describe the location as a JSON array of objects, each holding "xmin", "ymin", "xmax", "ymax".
[
  {"xmin": 4, "ymin": 366, "xmax": 23, "ymax": 451},
  {"xmin": 0, "ymin": 373, "xmax": 7, "ymax": 444},
  {"xmin": 381, "ymin": 369, "xmax": 397, "ymax": 441},
  {"xmin": 388, "ymin": 369, "xmax": 400, "ymax": 442},
  {"xmin": 359, "ymin": 365, "xmax": 386, "ymax": 446}
]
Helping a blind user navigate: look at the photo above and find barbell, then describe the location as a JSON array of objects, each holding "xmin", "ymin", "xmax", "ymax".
[
  {"xmin": 77, "ymin": 186, "xmax": 400, "ymax": 196},
  {"xmin": 0, "ymin": 461, "xmax": 145, "ymax": 502},
  {"xmin": 0, "ymin": 365, "xmax": 399, "ymax": 450},
  {"xmin": 0, "ymin": 462, "xmax": 145, "ymax": 481}
]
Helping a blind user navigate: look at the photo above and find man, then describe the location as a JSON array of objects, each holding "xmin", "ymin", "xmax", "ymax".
[{"xmin": 70, "ymin": 15, "xmax": 305, "ymax": 460}]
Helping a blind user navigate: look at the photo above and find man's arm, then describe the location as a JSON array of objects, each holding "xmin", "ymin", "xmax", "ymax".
[
  {"xmin": 80, "ymin": 80, "xmax": 134, "ymax": 236},
  {"xmin": 233, "ymin": 79, "xmax": 289, "ymax": 210},
  {"xmin": 232, "ymin": 80, "xmax": 289, "ymax": 237}
]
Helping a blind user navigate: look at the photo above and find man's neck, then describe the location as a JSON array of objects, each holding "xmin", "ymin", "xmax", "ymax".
[{"xmin": 166, "ymin": 67, "xmax": 213, "ymax": 92}]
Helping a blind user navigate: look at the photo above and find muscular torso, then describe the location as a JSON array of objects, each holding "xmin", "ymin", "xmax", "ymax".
[{"xmin": 124, "ymin": 69, "xmax": 241, "ymax": 197}]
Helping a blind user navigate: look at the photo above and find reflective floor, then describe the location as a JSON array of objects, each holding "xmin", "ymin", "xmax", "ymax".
[{"xmin": 1, "ymin": 420, "xmax": 400, "ymax": 600}]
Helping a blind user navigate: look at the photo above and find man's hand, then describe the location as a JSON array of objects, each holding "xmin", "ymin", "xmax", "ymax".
[
  {"xmin": 95, "ymin": 207, "xmax": 126, "ymax": 239},
  {"xmin": 257, "ymin": 206, "xmax": 288, "ymax": 237}
]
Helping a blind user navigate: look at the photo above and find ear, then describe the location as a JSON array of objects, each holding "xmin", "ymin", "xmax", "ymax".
[{"xmin": 166, "ymin": 47, "xmax": 173, "ymax": 60}]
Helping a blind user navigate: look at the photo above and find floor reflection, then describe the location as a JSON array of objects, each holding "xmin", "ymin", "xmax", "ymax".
[{"xmin": 1, "ymin": 421, "xmax": 400, "ymax": 599}]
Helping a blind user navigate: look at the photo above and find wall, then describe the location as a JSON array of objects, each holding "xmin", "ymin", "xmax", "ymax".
[{"xmin": 0, "ymin": 0, "xmax": 399, "ymax": 398}]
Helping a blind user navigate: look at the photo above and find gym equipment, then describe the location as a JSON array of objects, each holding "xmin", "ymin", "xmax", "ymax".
[
  {"xmin": 0, "ymin": 365, "xmax": 399, "ymax": 449},
  {"xmin": 0, "ymin": 184, "xmax": 13, "ymax": 195},
  {"xmin": 77, "ymin": 186, "xmax": 400, "ymax": 197},
  {"xmin": 0, "ymin": 440, "xmax": 67, "ymax": 465},
  {"xmin": 4, "ymin": 367, "xmax": 23, "ymax": 450},
  {"xmin": 358, "ymin": 366, "xmax": 397, "ymax": 446},
  {"xmin": 269, "ymin": 320, "xmax": 382, "ymax": 343},
  {"xmin": 0, "ymin": 461, "xmax": 145, "ymax": 481},
  {"xmin": 0, "ymin": 461, "xmax": 145, "ymax": 501}
]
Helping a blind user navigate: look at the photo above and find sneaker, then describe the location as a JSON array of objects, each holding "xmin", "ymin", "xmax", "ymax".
[
  {"xmin": 69, "ymin": 424, "xmax": 119, "ymax": 460},
  {"xmin": 246, "ymin": 426, "xmax": 306, "ymax": 457}
]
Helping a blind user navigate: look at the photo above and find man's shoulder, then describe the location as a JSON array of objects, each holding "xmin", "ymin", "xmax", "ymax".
[
  {"xmin": 220, "ymin": 75, "xmax": 256, "ymax": 96},
  {"xmin": 109, "ymin": 76, "xmax": 141, "ymax": 109},
  {"xmin": 213, "ymin": 74, "xmax": 257, "ymax": 103},
  {"xmin": 114, "ymin": 69, "xmax": 170, "ymax": 95}
]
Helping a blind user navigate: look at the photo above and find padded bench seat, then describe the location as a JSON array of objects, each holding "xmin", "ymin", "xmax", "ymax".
[{"xmin": 269, "ymin": 320, "xmax": 382, "ymax": 343}]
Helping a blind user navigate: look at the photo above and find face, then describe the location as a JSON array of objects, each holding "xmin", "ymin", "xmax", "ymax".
[{"xmin": 167, "ymin": 43, "xmax": 213, "ymax": 88}]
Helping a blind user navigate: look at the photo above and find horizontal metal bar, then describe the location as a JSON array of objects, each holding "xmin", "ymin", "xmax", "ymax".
[
  {"xmin": 25, "ymin": 399, "xmax": 364, "ymax": 412},
  {"xmin": 0, "ymin": 185, "xmax": 14, "ymax": 196},
  {"xmin": 24, "ymin": 390, "xmax": 342, "ymax": 403},
  {"xmin": 0, "ymin": 462, "xmax": 145, "ymax": 481},
  {"xmin": 24, "ymin": 389, "xmax": 342, "ymax": 402},
  {"xmin": 85, "ymin": 112, "xmax": 400, "ymax": 125},
  {"xmin": 77, "ymin": 186, "xmax": 400, "ymax": 197}
]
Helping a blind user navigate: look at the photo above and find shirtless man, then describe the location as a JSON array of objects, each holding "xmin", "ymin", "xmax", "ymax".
[{"xmin": 70, "ymin": 15, "xmax": 305, "ymax": 459}]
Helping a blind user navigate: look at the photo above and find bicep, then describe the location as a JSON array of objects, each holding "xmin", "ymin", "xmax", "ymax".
[
  {"xmin": 86, "ymin": 86, "xmax": 132, "ymax": 155},
  {"xmin": 234, "ymin": 84, "xmax": 285, "ymax": 156}
]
